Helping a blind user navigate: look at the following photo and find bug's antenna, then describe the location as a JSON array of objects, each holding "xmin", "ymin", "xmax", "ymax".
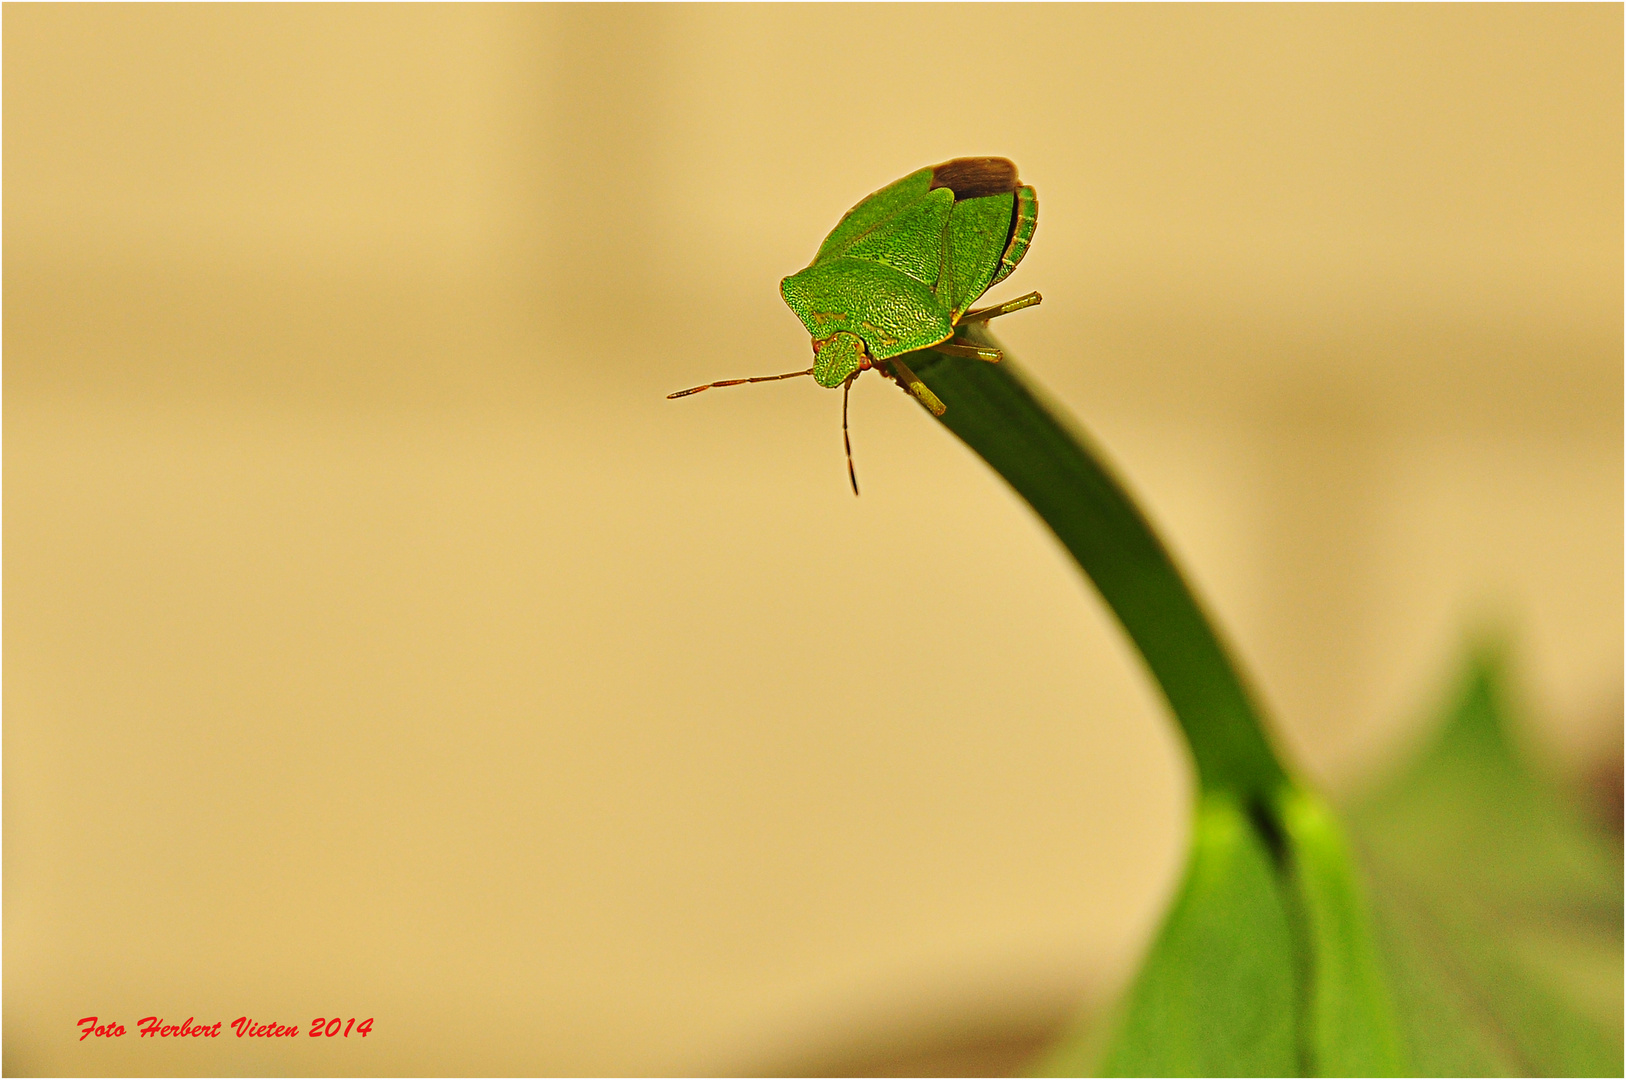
[
  {"xmin": 667, "ymin": 367, "xmax": 814, "ymax": 399},
  {"xmin": 843, "ymin": 375, "xmax": 859, "ymax": 496}
]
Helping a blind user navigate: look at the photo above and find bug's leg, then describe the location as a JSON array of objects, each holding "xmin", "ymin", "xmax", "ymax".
[
  {"xmin": 932, "ymin": 341, "xmax": 1003, "ymax": 362},
  {"xmin": 936, "ymin": 290, "xmax": 1044, "ymax": 361},
  {"xmin": 843, "ymin": 374, "xmax": 859, "ymax": 496},
  {"xmin": 957, "ymin": 291, "xmax": 1042, "ymax": 324},
  {"xmin": 667, "ymin": 367, "xmax": 814, "ymax": 399},
  {"xmin": 885, "ymin": 354, "xmax": 946, "ymax": 417}
]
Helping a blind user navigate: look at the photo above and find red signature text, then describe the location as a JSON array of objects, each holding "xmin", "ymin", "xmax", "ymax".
[
  {"xmin": 77, "ymin": 1015, "xmax": 373, "ymax": 1041},
  {"xmin": 139, "ymin": 1017, "xmax": 222, "ymax": 1038},
  {"xmin": 310, "ymin": 1017, "xmax": 373, "ymax": 1038},
  {"xmin": 77, "ymin": 1017, "xmax": 127, "ymax": 1041},
  {"xmin": 231, "ymin": 1017, "xmax": 300, "ymax": 1038}
]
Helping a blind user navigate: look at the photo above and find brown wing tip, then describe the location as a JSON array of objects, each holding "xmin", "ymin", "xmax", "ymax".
[{"xmin": 929, "ymin": 157, "xmax": 1020, "ymax": 199}]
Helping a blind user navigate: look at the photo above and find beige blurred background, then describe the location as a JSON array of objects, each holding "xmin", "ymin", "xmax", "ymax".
[{"xmin": 5, "ymin": 4, "xmax": 1619, "ymax": 1075}]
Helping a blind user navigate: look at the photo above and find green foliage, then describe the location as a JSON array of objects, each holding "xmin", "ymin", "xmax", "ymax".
[
  {"xmin": 1279, "ymin": 789, "xmax": 1406, "ymax": 1075},
  {"xmin": 904, "ymin": 334, "xmax": 1622, "ymax": 1076},
  {"xmin": 1044, "ymin": 793, "xmax": 1299, "ymax": 1077},
  {"xmin": 1352, "ymin": 651, "xmax": 1624, "ymax": 1076}
]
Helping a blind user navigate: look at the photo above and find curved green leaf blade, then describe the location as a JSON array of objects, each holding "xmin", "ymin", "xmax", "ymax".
[
  {"xmin": 909, "ymin": 332, "xmax": 1287, "ymax": 799},
  {"xmin": 905, "ymin": 334, "xmax": 1413, "ymax": 1075},
  {"xmin": 904, "ymin": 328, "xmax": 1619, "ymax": 1074}
]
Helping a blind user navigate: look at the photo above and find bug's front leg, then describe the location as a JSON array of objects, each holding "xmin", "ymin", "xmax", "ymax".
[{"xmin": 884, "ymin": 354, "xmax": 946, "ymax": 416}]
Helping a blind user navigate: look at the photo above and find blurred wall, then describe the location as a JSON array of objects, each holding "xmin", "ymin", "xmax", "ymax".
[{"xmin": 6, "ymin": 5, "xmax": 1619, "ymax": 1075}]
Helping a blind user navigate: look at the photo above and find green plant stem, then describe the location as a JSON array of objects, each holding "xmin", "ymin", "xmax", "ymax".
[{"xmin": 910, "ymin": 329, "xmax": 1289, "ymax": 801}]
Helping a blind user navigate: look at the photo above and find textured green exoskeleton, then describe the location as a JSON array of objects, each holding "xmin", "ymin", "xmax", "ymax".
[{"xmin": 669, "ymin": 157, "xmax": 1041, "ymax": 492}]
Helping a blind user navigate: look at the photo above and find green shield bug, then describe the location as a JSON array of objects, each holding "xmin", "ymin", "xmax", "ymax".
[{"xmin": 669, "ymin": 157, "xmax": 1041, "ymax": 493}]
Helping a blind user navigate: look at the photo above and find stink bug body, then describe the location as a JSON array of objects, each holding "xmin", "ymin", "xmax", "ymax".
[{"xmin": 669, "ymin": 157, "xmax": 1041, "ymax": 493}]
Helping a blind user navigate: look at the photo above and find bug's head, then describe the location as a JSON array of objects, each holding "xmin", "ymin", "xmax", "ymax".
[{"xmin": 810, "ymin": 332, "xmax": 868, "ymax": 389}]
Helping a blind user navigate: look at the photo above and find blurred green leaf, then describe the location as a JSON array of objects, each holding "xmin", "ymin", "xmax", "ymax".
[
  {"xmin": 1045, "ymin": 793, "xmax": 1298, "ymax": 1077},
  {"xmin": 1280, "ymin": 788, "xmax": 1407, "ymax": 1075},
  {"xmin": 1351, "ymin": 647, "xmax": 1624, "ymax": 1076}
]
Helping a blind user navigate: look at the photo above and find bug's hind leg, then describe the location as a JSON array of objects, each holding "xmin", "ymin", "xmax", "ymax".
[
  {"xmin": 932, "ymin": 341, "xmax": 1002, "ymax": 362},
  {"xmin": 958, "ymin": 291, "xmax": 1042, "ymax": 324},
  {"xmin": 937, "ymin": 291, "xmax": 1042, "ymax": 362}
]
